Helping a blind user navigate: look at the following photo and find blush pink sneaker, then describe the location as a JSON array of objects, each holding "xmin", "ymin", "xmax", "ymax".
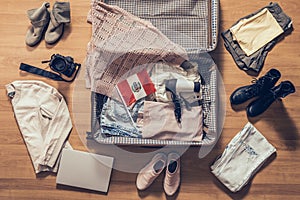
[
  {"xmin": 136, "ymin": 153, "xmax": 167, "ymax": 190},
  {"xmin": 164, "ymin": 152, "xmax": 181, "ymax": 196}
]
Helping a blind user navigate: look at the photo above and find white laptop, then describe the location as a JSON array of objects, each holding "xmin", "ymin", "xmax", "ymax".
[{"xmin": 56, "ymin": 149, "xmax": 114, "ymax": 193}]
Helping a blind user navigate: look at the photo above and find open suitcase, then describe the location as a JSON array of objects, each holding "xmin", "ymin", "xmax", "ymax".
[{"xmin": 83, "ymin": 0, "xmax": 223, "ymax": 147}]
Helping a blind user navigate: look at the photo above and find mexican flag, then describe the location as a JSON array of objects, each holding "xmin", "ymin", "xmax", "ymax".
[{"xmin": 116, "ymin": 69, "xmax": 156, "ymax": 106}]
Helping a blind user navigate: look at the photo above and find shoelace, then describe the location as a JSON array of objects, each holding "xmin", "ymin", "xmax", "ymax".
[{"xmin": 246, "ymin": 77, "xmax": 266, "ymax": 96}]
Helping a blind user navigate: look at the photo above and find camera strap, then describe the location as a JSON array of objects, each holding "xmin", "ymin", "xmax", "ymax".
[{"xmin": 20, "ymin": 63, "xmax": 79, "ymax": 82}]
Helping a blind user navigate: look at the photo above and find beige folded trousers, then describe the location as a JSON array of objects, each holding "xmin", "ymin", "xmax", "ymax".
[{"xmin": 6, "ymin": 80, "xmax": 72, "ymax": 173}]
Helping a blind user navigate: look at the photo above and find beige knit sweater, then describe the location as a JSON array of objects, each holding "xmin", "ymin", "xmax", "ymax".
[{"xmin": 85, "ymin": 0, "xmax": 188, "ymax": 97}]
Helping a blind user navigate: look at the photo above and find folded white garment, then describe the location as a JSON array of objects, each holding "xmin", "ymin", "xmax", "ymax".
[{"xmin": 211, "ymin": 122, "xmax": 276, "ymax": 192}]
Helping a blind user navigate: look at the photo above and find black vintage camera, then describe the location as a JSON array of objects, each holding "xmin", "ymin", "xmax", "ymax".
[
  {"xmin": 47, "ymin": 54, "xmax": 80, "ymax": 78},
  {"xmin": 20, "ymin": 53, "xmax": 81, "ymax": 82}
]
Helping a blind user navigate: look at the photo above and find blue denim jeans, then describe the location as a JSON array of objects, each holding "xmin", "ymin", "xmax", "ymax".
[{"xmin": 99, "ymin": 95, "xmax": 143, "ymax": 138}]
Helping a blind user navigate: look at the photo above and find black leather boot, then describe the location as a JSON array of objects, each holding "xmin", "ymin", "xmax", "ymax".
[
  {"xmin": 247, "ymin": 81, "xmax": 295, "ymax": 117},
  {"xmin": 230, "ymin": 69, "xmax": 281, "ymax": 105}
]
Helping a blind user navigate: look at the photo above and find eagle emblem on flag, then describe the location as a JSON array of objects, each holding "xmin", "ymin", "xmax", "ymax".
[{"xmin": 131, "ymin": 82, "xmax": 142, "ymax": 93}]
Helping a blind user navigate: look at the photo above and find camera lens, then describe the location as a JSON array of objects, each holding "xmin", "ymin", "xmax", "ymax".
[{"xmin": 52, "ymin": 58, "xmax": 66, "ymax": 72}]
